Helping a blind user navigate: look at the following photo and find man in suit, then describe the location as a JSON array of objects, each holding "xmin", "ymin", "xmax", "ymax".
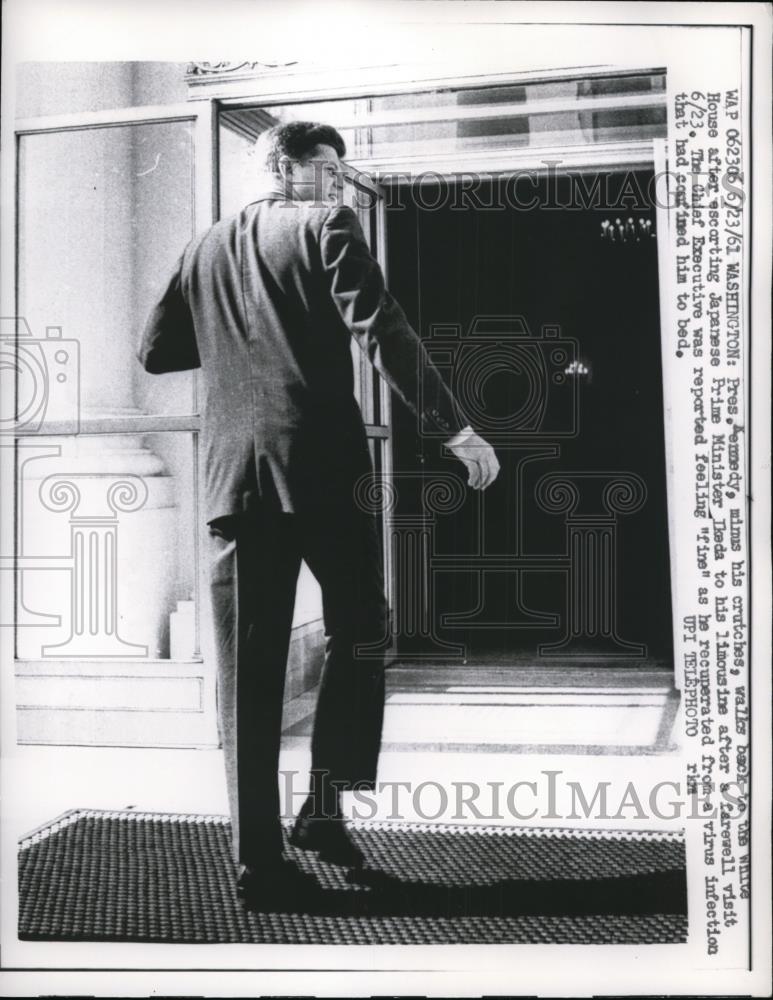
[{"xmin": 139, "ymin": 121, "xmax": 499, "ymax": 907}]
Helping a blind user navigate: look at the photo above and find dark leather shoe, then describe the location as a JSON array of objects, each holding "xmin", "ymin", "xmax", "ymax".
[
  {"xmin": 236, "ymin": 858, "xmax": 321, "ymax": 911},
  {"xmin": 288, "ymin": 814, "xmax": 364, "ymax": 868}
]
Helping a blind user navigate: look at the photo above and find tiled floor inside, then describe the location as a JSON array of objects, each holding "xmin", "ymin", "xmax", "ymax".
[{"xmin": 284, "ymin": 663, "xmax": 681, "ymax": 755}]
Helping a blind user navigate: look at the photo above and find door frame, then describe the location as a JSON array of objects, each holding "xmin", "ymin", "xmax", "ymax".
[
  {"xmin": 207, "ymin": 62, "xmax": 671, "ymax": 670},
  {"xmin": 356, "ymin": 154, "xmax": 676, "ymax": 669},
  {"xmin": 9, "ymin": 100, "xmax": 220, "ymax": 746},
  {"xmin": 7, "ymin": 63, "xmax": 678, "ymax": 750}
]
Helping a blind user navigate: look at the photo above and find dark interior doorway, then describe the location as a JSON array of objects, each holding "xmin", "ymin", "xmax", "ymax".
[{"xmin": 384, "ymin": 170, "xmax": 673, "ymax": 667}]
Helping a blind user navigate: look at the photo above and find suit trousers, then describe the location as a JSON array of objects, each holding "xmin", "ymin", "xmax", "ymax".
[{"xmin": 207, "ymin": 502, "xmax": 389, "ymax": 869}]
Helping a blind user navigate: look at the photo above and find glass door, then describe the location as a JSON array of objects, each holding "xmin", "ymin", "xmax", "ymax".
[{"xmin": 9, "ymin": 101, "xmax": 217, "ymax": 746}]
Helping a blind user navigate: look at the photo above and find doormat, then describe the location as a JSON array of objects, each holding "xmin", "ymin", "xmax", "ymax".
[{"xmin": 18, "ymin": 810, "xmax": 687, "ymax": 944}]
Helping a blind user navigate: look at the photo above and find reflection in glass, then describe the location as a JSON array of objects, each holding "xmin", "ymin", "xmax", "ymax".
[{"xmin": 218, "ymin": 72, "xmax": 666, "ymax": 175}]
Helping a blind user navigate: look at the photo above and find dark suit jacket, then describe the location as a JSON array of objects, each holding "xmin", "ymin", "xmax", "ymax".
[{"xmin": 138, "ymin": 193, "xmax": 465, "ymax": 522}]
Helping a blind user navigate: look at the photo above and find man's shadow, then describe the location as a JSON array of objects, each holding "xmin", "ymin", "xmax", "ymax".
[{"xmin": 252, "ymin": 866, "xmax": 687, "ymax": 919}]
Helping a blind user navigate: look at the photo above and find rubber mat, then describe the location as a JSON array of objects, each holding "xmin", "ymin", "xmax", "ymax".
[{"xmin": 18, "ymin": 810, "xmax": 687, "ymax": 944}]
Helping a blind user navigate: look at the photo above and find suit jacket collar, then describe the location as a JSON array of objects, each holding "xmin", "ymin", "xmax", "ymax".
[
  {"xmin": 247, "ymin": 188, "xmax": 338, "ymax": 211},
  {"xmin": 251, "ymin": 190, "xmax": 291, "ymax": 203}
]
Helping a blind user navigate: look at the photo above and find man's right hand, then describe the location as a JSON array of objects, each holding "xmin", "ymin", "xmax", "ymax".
[{"xmin": 444, "ymin": 427, "xmax": 501, "ymax": 490}]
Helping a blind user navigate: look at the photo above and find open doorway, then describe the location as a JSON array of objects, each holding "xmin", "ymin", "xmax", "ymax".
[{"xmin": 384, "ymin": 170, "xmax": 673, "ymax": 669}]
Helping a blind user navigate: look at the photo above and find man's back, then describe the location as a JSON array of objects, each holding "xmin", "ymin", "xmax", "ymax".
[
  {"xmin": 140, "ymin": 192, "xmax": 467, "ymax": 523},
  {"xmin": 181, "ymin": 194, "xmax": 369, "ymax": 518}
]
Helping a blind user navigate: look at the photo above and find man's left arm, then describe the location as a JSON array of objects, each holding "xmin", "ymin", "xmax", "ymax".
[{"xmin": 320, "ymin": 204, "xmax": 466, "ymax": 439}]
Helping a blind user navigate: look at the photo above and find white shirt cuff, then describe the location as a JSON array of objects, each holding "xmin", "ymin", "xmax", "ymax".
[{"xmin": 444, "ymin": 424, "xmax": 476, "ymax": 447}]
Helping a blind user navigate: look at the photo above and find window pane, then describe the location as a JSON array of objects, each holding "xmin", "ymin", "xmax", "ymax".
[
  {"xmin": 218, "ymin": 71, "xmax": 666, "ymax": 171},
  {"xmin": 15, "ymin": 432, "xmax": 198, "ymax": 661},
  {"xmin": 17, "ymin": 122, "xmax": 196, "ymax": 427}
]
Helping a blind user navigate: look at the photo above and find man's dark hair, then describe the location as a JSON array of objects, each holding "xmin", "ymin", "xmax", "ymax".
[{"xmin": 254, "ymin": 121, "xmax": 347, "ymax": 173}]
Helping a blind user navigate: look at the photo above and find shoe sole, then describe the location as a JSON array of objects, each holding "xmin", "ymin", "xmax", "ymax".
[{"xmin": 288, "ymin": 829, "xmax": 363, "ymax": 868}]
